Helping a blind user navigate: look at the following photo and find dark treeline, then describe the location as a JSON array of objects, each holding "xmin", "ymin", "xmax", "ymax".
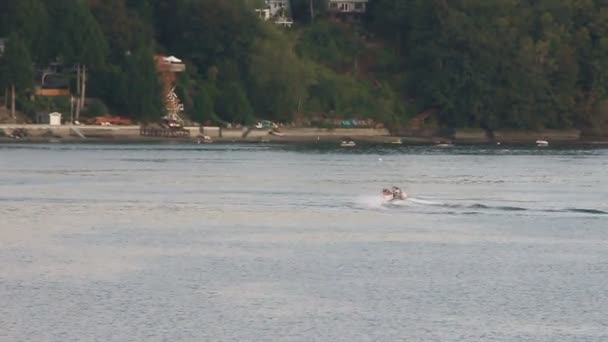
[
  {"xmin": 1, "ymin": 0, "xmax": 608, "ymax": 132},
  {"xmin": 369, "ymin": 0, "xmax": 608, "ymax": 132}
]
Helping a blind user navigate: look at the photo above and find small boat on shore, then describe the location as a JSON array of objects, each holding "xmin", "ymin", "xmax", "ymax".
[
  {"xmin": 340, "ymin": 138, "xmax": 356, "ymax": 147},
  {"xmin": 391, "ymin": 138, "xmax": 403, "ymax": 145},
  {"xmin": 536, "ymin": 140, "xmax": 549, "ymax": 147},
  {"xmin": 196, "ymin": 135, "xmax": 213, "ymax": 144},
  {"xmin": 433, "ymin": 141, "xmax": 454, "ymax": 148}
]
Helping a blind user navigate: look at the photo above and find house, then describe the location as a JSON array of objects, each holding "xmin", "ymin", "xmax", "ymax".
[
  {"xmin": 256, "ymin": 8, "xmax": 271, "ymax": 21},
  {"xmin": 256, "ymin": 0, "xmax": 293, "ymax": 27},
  {"xmin": 327, "ymin": 0, "xmax": 368, "ymax": 14},
  {"xmin": 34, "ymin": 62, "xmax": 71, "ymax": 96},
  {"xmin": 266, "ymin": 0, "xmax": 289, "ymax": 17}
]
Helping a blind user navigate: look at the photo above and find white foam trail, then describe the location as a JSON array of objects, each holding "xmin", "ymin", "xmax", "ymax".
[
  {"xmin": 408, "ymin": 198, "xmax": 442, "ymax": 206},
  {"xmin": 357, "ymin": 195, "xmax": 444, "ymax": 210},
  {"xmin": 384, "ymin": 199, "xmax": 410, "ymax": 206},
  {"xmin": 356, "ymin": 195, "xmax": 387, "ymax": 209}
]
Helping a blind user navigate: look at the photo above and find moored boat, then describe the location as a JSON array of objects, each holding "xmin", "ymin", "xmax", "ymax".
[{"xmin": 340, "ymin": 139, "xmax": 356, "ymax": 147}]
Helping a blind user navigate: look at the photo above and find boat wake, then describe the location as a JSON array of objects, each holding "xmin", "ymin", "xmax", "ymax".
[{"xmin": 355, "ymin": 195, "xmax": 607, "ymax": 216}]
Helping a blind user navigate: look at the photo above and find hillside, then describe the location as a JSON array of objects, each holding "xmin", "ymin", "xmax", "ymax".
[{"xmin": 1, "ymin": 0, "xmax": 608, "ymax": 134}]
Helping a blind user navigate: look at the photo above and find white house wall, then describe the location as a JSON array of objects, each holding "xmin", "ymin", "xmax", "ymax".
[
  {"xmin": 266, "ymin": 0, "xmax": 290, "ymax": 17},
  {"xmin": 328, "ymin": 0, "xmax": 368, "ymax": 13}
]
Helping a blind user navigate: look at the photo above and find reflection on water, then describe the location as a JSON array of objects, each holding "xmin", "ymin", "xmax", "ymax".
[{"xmin": 1, "ymin": 143, "xmax": 607, "ymax": 341}]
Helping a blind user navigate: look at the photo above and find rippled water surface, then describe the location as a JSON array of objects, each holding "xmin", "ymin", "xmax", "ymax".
[{"xmin": 1, "ymin": 143, "xmax": 607, "ymax": 341}]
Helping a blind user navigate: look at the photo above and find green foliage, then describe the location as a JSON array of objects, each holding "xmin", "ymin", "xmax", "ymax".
[
  {"xmin": 215, "ymin": 82, "xmax": 254, "ymax": 124},
  {"xmin": 3, "ymin": 0, "xmax": 608, "ymax": 130},
  {"xmin": 159, "ymin": 0, "xmax": 259, "ymax": 78},
  {"xmin": 0, "ymin": 0, "xmax": 49, "ymax": 63},
  {"xmin": 0, "ymin": 33, "xmax": 34, "ymax": 91},
  {"xmin": 29, "ymin": 96, "xmax": 72, "ymax": 115},
  {"xmin": 296, "ymin": 22, "xmax": 361, "ymax": 70},
  {"xmin": 84, "ymin": 99, "xmax": 109, "ymax": 117},
  {"xmin": 291, "ymin": 0, "xmax": 328, "ymax": 22},
  {"xmin": 124, "ymin": 48, "xmax": 165, "ymax": 121},
  {"xmin": 304, "ymin": 68, "xmax": 404, "ymax": 124},
  {"xmin": 44, "ymin": 0, "xmax": 107, "ymax": 66},
  {"xmin": 249, "ymin": 24, "xmax": 313, "ymax": 122},
  {"xmin": 89, "ymin": 0, "xmax": 151, "ymax": 62},
  {"xmin": 88, "ymin": 63, "xmax": 130, "ymax": 115},
  {"xmin": 369, "ymin": 0, "xmax": 608, "ymax": 130},
  {"xmin": 192, "ymin": 88, "xmax": 215, "ymax": 124}
]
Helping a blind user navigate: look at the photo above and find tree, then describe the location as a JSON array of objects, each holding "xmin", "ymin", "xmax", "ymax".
[
  {"xmin": 0, "ymin": 0, "xmax": 50, "ymax": 63},
  {"xmin": 368, "ymin": 0, "xmax": 413, "ymax": 51},
  {"xmin": 192, "ymin": 85, "xmax": 216, "ymax": 124},
  {"xmin": 249, "ymin": 25, "xmax": 313, "ymax": 121},
  {"xmin": 46, "ymin": 0, "xmax": 108, "ymax": 122},
  {"xmin": 291, "ymin": 0, "xmax": 327, "ymax": 22},
  {"xmin": 89, "ymin": 0, "xmax": 152, "ymax": 61},
  {"xmin": 3, "ymin": 0, "xmax": 608, "ymax": 131},
  {"xmin": 215, "ymin": 82, "xmax": 254, "ymax": 124},
  {"xmin": 158, "ymin": 0, "xmax": 259, "ymax": 79},
  {"xmin": 0, "ymin": 34, "xmax": 34, "ymax": 119},
  {"xmin": 73, "ymin": 4, "xmax": 108, "ymax": 122},
  {"xmin": 124, "ymin": 47, "xmax": 165, "ymax": 121}
]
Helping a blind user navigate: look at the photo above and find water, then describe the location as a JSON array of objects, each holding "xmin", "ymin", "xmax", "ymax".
[{"xmin": 1, "ymin": 143, "xmax": 607, "ymax": 341}]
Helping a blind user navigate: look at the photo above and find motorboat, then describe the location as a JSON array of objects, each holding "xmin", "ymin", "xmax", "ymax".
[
  {"xmin": 536, "ymin": 140, "xmax": 549, "ymax": 147},
  {"xmin": 197, "ymin": 135, "xmax": 213, "ymax": 144},
  {"xmin": 433, "ymin": 141, "xmax": 454, "ymax": 148},
  {"xmin": 382, "ymin": 187, "xmax": 407, "ymax": 201}
]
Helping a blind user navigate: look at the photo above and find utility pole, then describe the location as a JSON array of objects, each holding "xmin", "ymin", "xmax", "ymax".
[
  {"xmin": 310, "ymin": 0, "xmax": 315, "ymax": 23},
  {"xmin": 70, "ymin": 96, "xmax": 74, "ymax": 124}
]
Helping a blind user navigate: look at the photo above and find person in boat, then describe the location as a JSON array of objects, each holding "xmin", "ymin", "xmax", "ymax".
[
  {"xmin": 391, "ymin": 186, "xmax": 405, "ymax": 200},
  {"xmin": 383, "ymin": 187, "xmax": 406, "ymax": 200}
]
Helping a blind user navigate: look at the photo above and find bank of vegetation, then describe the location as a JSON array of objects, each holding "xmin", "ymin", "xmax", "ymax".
[{"xmin": 1, "ymin": 0, "xmax": 608, "ymax": 134}]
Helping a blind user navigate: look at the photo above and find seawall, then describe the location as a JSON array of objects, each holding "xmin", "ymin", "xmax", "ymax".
[{"xmin": 0, "ymin": 124, "xmax": 606, "ymax": 144}]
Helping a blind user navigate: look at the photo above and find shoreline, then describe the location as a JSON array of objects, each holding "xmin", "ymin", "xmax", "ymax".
[
  {"xmin": 1, "ymin": 124, "xmax": 607, "ymax": 146},
  {"xmin": 2, "ymin": 136, "xmax": 608, "ymax": 146}
]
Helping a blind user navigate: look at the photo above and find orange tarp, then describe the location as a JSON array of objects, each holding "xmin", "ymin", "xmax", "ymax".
[{"xmin": 35, "ymin": 88, "xmax": 70, "ymax": 96}]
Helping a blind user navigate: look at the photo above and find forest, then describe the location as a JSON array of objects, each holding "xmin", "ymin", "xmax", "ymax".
[{"xmin": 1, "ymin": 0, "xmax": 608, "ymax": 133}]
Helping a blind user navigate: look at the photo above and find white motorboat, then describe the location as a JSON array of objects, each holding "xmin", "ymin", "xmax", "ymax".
[
  {"xmin": 382, "ymin": 187, "xmax": 408, "ymax": 201},
  {"xmin": 433, "ymin": 140, "xmax": 454, "ymax": 148},
  {"xmin": 536, "ymin": 140, "xmax": 549, "ymax": 147},
  {"xmin": 197, "ymin": 135, "xmax": 213, "ymax": 144}
]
